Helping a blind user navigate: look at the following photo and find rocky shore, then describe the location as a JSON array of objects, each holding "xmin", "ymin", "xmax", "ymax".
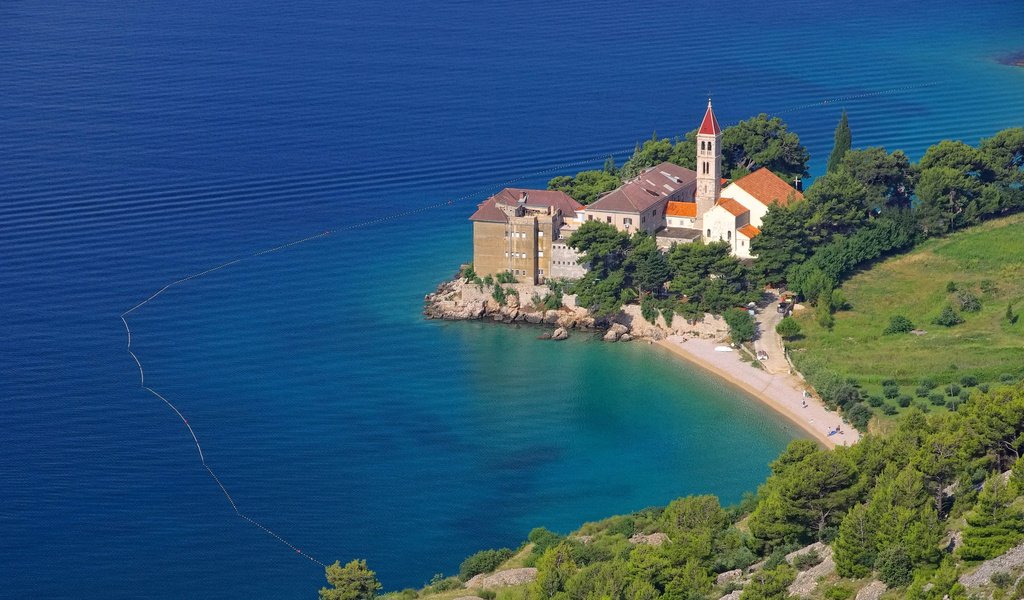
[{"xmin": 424, "ymin": 277, "xmax": 730, "ymax": 343}]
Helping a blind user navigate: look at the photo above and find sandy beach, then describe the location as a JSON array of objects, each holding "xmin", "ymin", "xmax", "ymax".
[{"xmin": 656, "ymin": 335, "xmax": 859, "ymax": 449}]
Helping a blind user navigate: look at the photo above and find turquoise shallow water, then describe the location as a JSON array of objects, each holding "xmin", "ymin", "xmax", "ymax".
[{"xmin": 2, "ymin": 1, "xmax": 1023, "ymax": 598}]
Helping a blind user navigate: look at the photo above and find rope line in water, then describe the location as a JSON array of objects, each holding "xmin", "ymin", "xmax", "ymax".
[{"xmin": 120, "ymin": 78, "xmax": 944, "ymax": 569}]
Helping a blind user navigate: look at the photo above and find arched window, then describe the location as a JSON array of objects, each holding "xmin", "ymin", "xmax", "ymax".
[
  {"xmin": 727, "ymin": 230, "xmax": 731, "ymax": 241},
  {"xmin": 700, "ymin": 141, "xmax": 705, "ymax": 151},
  {"xmin": 706, "ymin": 229, "xmax": 711, "ymax": 238}
]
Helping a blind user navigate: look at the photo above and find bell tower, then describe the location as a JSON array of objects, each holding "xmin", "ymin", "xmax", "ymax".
[{"xmin": 695, "ymin": 99, "xmax": 722, "ymax": 233}]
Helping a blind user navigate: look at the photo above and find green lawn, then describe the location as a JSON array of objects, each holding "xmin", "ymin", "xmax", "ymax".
[{"xmin": 789, "ymin": 213, "xmax": 1024, "ymax": 415}]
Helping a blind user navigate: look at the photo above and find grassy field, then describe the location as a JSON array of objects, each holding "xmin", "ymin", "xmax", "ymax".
[{"xmin": 789, "ymin": 213, "xmax": 1024, "ymax": 416}]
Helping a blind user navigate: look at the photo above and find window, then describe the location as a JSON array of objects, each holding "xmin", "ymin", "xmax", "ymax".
[
  {"xmin": 588, "ymin": 215, "xmax": 593, "ymax": 221},
  {"xmin": 727, "ymin": 230, "xmax": 731, "ymax": 241},
  {"xmin": 538, "ymin": 231, "xmax": 544, "ymax": 237},
  {"xmin": 707, "ymin": 229, "xmax": 711, "ymax": 237},
  {"xmin": 538, "ymin": 251, "xmax": 544, "ymax": 258},
  {"xmin": 623, "ymin": 218, "xmax": 632, "ymax": 226},
  {"xmin": 606, "ymin": 216, "xmax": 612, "ymax": 223},
  {"xmin": 642, "ymin": 216, "xmax": 646, "ymax": 224},
  {"xmin": 651, "ymin": 209, "xmax": 656, "ymax": 216}
]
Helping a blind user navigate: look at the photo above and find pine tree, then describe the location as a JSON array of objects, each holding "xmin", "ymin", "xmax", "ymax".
[
  {"xmin": 826, "ymin": 110, "xmax": 852, "ymax": 173},
  {"xmin": 958, "ymin": 473, "xmax": 1024, "ymax": 561},
  {"xmin": 834, "ymin": 503, "xmax": 877, "ymax": 577}
]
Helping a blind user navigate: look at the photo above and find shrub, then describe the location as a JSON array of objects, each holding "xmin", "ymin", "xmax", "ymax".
[
  {"xmin": 946, "ymin": 383, "xmax": 961, "ymax": 397},
  {"xmin": 496, "ymin": 271, "xmax": 517, "ymax": 284},
  {"xmin": 823, "ymin": 582, "xmax": 856, "ymax": 600},
  {"xmin": 883, "ymin": 385, "xmax": 900, "ymax": 399},
  {"xmin": 932, "ymin": 304, "xmax": 965, "ymax": 327},
  {"xmin": 898, "ymin": 395, "xmax": 912, "ymax": 408},
  {"xmin": 397, "ymin": 588, "xmax": 418, "ymax": 600},
  {"xmin": 776, "ymin": 317, "xmax": 802, "ymax": 340},
  {"xmin": 881, "ymin": 378, "xmax": 898, "ymax": 387},
  {"xmin": 831, "ymin": 289, "xmax": 850, "ymax": 311},
  {"xmin": 527, "ymin": 527, "xmax": 562, "ymax": 557},
  {"xmin": 980, "ymin": 280, "xmax": 998, "ymax": 295},
  {"xmin": 724, "ymin": 308, "xmax": 756, "ymax": 343},
  {"xmin": 929, "ymin": 393, "xmax": 945, "ymax": 406},
  {"xmin": 1008, "ymin": 303, "xmax": 1018, "ymax": 324},
  {"xmin": 955, "ymin": 290, "xmax": 981, "ymax": 312},
  {"xmin": 919, "ymin": 376, "xmax": 937, "ymax": 389},
  {"xmin": 1002, "ymin": 373, "xmax": 1018, "ymax": 383},
  {"xmin": 459, "ymin": 548, "xmax": 514, "ymax": 581},
  {"xmin": 883, "ymin": 315, "xmax": 915, "ymax": 335},
  {"xmin": 640, "ymin": 295, "xmax": 658, "ymax": 323},
  {"xmin": 947, "ymin": 400, "xmax": 961, "ymax": 411},
  {"xmin": 492, "ymin": 286, "xmax": 507, "ymax": 305},
  {"xmin": 960, "ymin": 375, "xmax": 978, "ymax": 387},
  {"xmin": 817, "ymin": 303, "xmax": 836, "ymax": 330},
  {"xmin": 991, "ymin": 571, "xmax": 1013, "ymax": 588},
  {"xmin": 661, "ymin": 308, "xmax": 674, "ymax": 327},
  {"xmin": 882, "ymin": 404, "xmax": 898, "ymax": 415},
  {"xmin": 846, "ymin": 403, "xmax": 873, "ymax": 431},
  {"xmin": 868, "ymin": 395, "xmax": 884, "ymax": 407},
  {"xmin": 917, "ymin": 401, "xmax": 930, "ymax": 413},
  {"xmin": 959, "ymin": 389, "xmax": 971, "ymax": 402},
  {"xmin": 791, "ymin": 550, "xmax": 823, "ymax": 570},
  {"xmin": 876, "ymin": 546, "xmax": 913, "ymax": 587},
  {"xmin": 915, "ymin": 386, "xmax": 931, "ymax": 398},
  {"xmin": 946, "ymin": 281, "xmax": 958, "ymax": 293},
  {"xmin": 979, "ymin": 383, "xmax": 990, "ymax": 393}
]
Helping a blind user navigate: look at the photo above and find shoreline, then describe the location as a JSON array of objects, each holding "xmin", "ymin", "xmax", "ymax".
[{"xmin": 655, "ymin": 336, "xmax": 858, "ymax": 449}]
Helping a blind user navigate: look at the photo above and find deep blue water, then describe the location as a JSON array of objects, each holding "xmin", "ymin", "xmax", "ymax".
[{"xmin": 2, "ymin": 1, "xmax": 1023, "ymax": 598}]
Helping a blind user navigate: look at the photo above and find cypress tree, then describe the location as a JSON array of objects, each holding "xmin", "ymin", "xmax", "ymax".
[{"xmin": 826, "ymin": 110, "xmax": 852, "ymax": 173}]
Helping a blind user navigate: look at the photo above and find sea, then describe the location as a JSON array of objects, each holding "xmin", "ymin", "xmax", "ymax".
[{"xmin": 1, "ymin": 1, "xmax": 1022, "ymax": 598}]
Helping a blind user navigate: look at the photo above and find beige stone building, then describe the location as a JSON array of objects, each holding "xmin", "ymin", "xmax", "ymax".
[
  {"xmin": 584, "ymin": 161, "xmax": 697, "ymax": 235},
  {"xmin": 469, "ymin": 188, "xmax": 583, "ymax": 284}
]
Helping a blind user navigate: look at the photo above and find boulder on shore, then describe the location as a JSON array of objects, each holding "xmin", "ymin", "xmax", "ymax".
[
  {"xmin": 603, "ymin": 323, "xmax": 629, "ymax": 342},
  {"xmin": 552, "ymin": 327, "xmax": 569, "ymax": 341}
]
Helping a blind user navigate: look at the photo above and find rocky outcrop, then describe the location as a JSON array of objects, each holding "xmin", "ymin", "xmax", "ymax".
[
  {"xmin": 464, "ymin": 568, "xmax": 538, "ymax": 589},
  {"xmin": 552, "ymin": 327, "xmax": 568, "ymax": 341},
  {"xmin": 628, "ymin": 532, "xmax": 669, "ymax": 546},
  {"xmin": 854, "ymin": 580, "xmax": 887, "ymax": 600},
  {"xmin": 603, "ymin": 323, "xmax": 628, "ymax": 342},
  {"xmin": 716, "ymin": 569, "xmax": 743, "ymax": 586},
  {"xmin": 960, "ymin": 540, "xmax": 1024, "ymax": 589},
  {"xmin": 424, "ymin": 277, "xmax": 731, "ymax": 343},
  {"xmin": 786, "ymin": 542, "xmax": 835, "ymax": 598},
  {"xmin": 718, "ymin": 591, "xmax": 742, "ymax": 600}
]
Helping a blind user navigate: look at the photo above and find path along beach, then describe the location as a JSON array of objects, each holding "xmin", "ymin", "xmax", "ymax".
[{"xmin": 656, "ymin": 335, "xmax": 859, "ymax": 449}]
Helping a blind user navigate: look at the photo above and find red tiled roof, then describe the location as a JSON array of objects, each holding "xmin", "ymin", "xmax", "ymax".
[
  {"xmin": 469, "ymin": 188, "xmax": 582, "ymax": 222},
  {"xmin": 698, "ymin": 100, "xmax": 721, "ymax": 135},
  {"xmin": 738, "ymin": 224, "xmax": 761, "ymax": 238},
  {"xmin": 587, "ymin": 162, "xmax": 696, "ymax": 214},
  {"xmin": 716, "ymin": 197, "xmax": 749, "ymax": 217},
  {"xmin": 666, "ymin": 201, "xmax": 697, "ymax": 217},
  {"xmin": 731, "ymin": 167, "xmax": 804, "ymax": 207}
]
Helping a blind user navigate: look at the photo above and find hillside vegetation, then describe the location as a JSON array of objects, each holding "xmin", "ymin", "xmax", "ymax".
[
  {"xmin": 789, "ymin": 213, "xmax": 1024, "ymax": 416},
  {"xmin": 323, "ymin": 385, "xmax": 1024, "ymax": 600}
]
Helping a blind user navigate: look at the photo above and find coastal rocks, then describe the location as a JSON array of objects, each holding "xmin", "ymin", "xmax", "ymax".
[
  {"xmin": 715, "ymin": 569, "xmax": 743, "ymax": 586},
  {"xmin": 854, "ymin": 580, "xmax": 887, "ymax": 600},
  {"xmin": 603, "ymin": 323, "xmax": 629, "ymax": 342},
  {"xmin": 718, "ymin": 591, "xmax": 742, "ymax": 600},
  {"xmin": 628, "ymin": 532, "xmax": 669, "ymax": 546},
  {"xmin": 552, "ymin": 327, "xmax": 569, "ymax": 341},
  {"xmin": 464, "ymin": 568, "xmax": 538, "ymax": 589}
]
